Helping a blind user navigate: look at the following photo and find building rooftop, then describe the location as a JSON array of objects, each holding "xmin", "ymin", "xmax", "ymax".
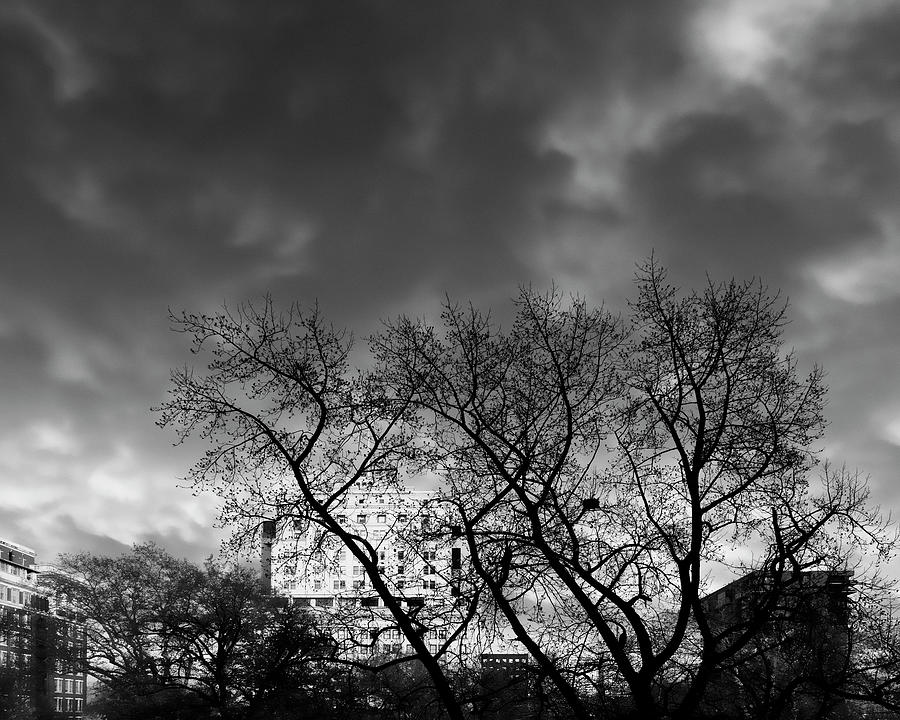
[{"xmin": 0, "ymin": 536, "xmax": 37, "ymax": 556}]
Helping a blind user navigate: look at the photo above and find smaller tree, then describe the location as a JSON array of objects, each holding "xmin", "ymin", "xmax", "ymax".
[{"xmin": 45, "ymin": 543, "xmax": 336, "ymax": 720}]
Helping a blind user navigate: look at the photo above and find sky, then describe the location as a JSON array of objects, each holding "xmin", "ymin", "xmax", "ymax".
[{"xmin": 1, "ymin": 0, "xmax": 899, "ymax": 565}]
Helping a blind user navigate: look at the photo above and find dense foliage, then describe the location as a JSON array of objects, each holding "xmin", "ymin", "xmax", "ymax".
[{"xmin": 46, "ymin": 545, "xmax": 336, "ymax": 720}]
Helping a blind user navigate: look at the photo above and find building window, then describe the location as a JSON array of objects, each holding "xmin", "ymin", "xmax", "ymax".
[
  {"xmin": 333, "ymin": 580, "xmax": 346, "ymax": 590},
  {"xmin": 423, "ymin": 550, "xmax": 436, "ymax": 561},
  {"xmin": 451, "ymin": 548, "xmax": 461, "ymax": 569},
  {"xmin": 424, "ymin": 565, "xmax": 435, "ymax": 576},
  {"xmin": 75, "ymin": 679, "xmax": 84, "ymax": 694},
  {"xmin": 316, "ymin": 597, "xmax": 334, "ymax": 608},
  {"xmin": 54, "ymin": 678, "xmax": 63, "ymax": 693},
  {"xmin": 357, "ymin": 514, "xmax": 366, "ymax": 524},
  {"xmin": 377, "ymin": 514, "xmax": 386, "ymax": 524},
  {"xmin": 352, "ymin": 566, "xmax": 363, "ymax": 576},
  {"xmin": 397, "ymin": 550, "xmax": 405, "ymax": 561},
  {"xmin": 314, "ymin": 580, "xmax": 322, "ymax": 590},
  {"xmin": 353, "ymin": 580, "xmax": 365, "ymax": 590},
  {"xmin": 423, "ymin": 580, "xmax": 436, "ymax": 590},
  {"xmin": 397, "ymin": 565, "xmax": 405, "ymax": 575},
  {"xmin": 65, "ymin": 678, "xmax": 74, "ymax": 693},
  {"xmin": 55, "ymin": 698, "xmax": 64, "ymax": 712}
]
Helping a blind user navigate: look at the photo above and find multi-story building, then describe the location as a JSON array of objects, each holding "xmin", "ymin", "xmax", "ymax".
[
  {"xmin": 0, "ymin": 537, "xmax": 87, "ymax": 719},
  {"xmin": 701, "ymin": 569, "xmax": 854, "ymax": 629},
  {"xmin": 699, "ymin": 570, "xmax": 855, "ymax": 719},
  {"xmin": 266, "ymin": 487, "xmax": 481, "ymax": 659}
]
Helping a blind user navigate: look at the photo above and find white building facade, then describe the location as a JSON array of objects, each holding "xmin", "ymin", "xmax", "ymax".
[
  {"xmin": 0, "ymin": 537, "xmax": 88, "ymax": 718},
  {"xmin": 265, "ymin": 488, "xmax": 485, "ymax": 659}
]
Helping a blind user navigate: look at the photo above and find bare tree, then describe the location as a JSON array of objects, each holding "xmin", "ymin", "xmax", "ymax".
[
  {"xmin": 618, "ymin": 263, "xmax": 895, "ymax": 718},
  {"xmin": 156, "ymin": 301, "xmax": 484, "ymax": 720},
  {"xmin": 45, "ymin": 544, "xmax": 335, "ymax": 720},
  {"xmin": 158, "ymin": 263, "xmax": 897, "ymax": 720},
  {"xmin": 373, "ymin": 261, "xmax": 896, "ymax": 719},
  {"xmin": 372, "ymin": 285, "xmax": 627, "ymax": 720}
]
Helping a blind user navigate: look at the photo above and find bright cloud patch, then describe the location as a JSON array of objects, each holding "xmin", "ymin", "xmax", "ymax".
[{"xmin": 809, "ymin": 222, "xmax": 900, "ymax": 304}]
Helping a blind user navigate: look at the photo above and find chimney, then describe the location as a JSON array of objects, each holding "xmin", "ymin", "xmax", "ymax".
[{"xmin": 260, "ymin": 521, "xmax": 276, "ymax": 592}]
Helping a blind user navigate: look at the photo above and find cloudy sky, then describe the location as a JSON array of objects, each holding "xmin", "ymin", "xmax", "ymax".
[{"xmin": 1, "ymin": 0, "xmax": 899, "ymax": 564}]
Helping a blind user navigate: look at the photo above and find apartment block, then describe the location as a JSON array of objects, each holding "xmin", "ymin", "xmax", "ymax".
[
  {"xmin": 267, "ymin": 487, "xmax": 473, "ymax": 658},
  {"xmin": 701, "ymin": 569, "xmax": 854, "ymax": 629},
  {"xmin": 0, "ymin": 537, "xmax": 87, "ymax": 719},
  {"xmin": 699, "ymin": 570, "xmax": 855, "ymax": 719}
]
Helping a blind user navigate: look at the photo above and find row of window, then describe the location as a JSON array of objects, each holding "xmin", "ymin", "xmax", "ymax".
[
  {"xmin": 0, "ymin": 649, "xmax": 85, "ymax": 675},
  {"xmin": 56, "ymin": 623, "xmax": 82, "ymax": 639},
  {"xmin": 288, "ymin": 513, "xmax": 436, "ymax": 540},
  {"xmin": 0, "ymin": 650, "xmax": 30, "ymax": 666},
  {"xmin": 53, "ymin": 678, "xmax": 84, "ymax": 694},
  {"xmin": 328, "ymin": 578, "xmax": 440, "ymax": 591},
  {"xmin": 331, "ymin": 626, "xmax": 450, "ymax": 641},
  {"xmin": 281, "ymin": 555, "xmax": 454, "ymax": 589},
  {"xmin": 54, "ymin": 697, "xmax": 84, "ymax": 712},
  {"xmin": 0, "ymin": 584, "xmax": 31, "ymax": 606},
  {"xmin": 338, "ymin": 512, "xmax": 410, "ymax": 525},
  {"xmin": 280, "ymin": 547, "xmax": 457, "ymax": 568},
  {"xmin": 356, "ymin": 639, "xmax": 475, "ymax": 656},
  {"xmin": 0, "ymin": 561, "xmax": 36, "ymax": 582},
  {"xmin": 293, "ymin": 595, "xmax": 431, "ymax": 608},
  {"xmin": 352, "ymin": 641, "xmax": 461, "ymax": 655},
  {"xmin": 278, "ymin": 546, "xmax": 438, "ymax": 562}
]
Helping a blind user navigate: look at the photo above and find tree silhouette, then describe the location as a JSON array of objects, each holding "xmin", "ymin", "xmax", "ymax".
[
  {"xmin": 158, "ymin": 261, "xmax": 898, "ymax": 719},
  {"xmin": 45, "ymin": 544, "xmax": 335, "ymax": 720}
]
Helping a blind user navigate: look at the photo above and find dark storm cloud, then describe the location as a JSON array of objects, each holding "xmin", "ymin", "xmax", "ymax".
[
  {"xmin": 0, "ymin": 0, "xmax": 698, "ymax": 559},
  {"xmin": 824, "ymin": 118, "xmax": 900, "ymax": 197},
  {"xmin": 613, "ymin": 3, "xmax": 900, "ymax": 293},
  {"xmin": 624, "ymin": 105, "xmax": 879, "ymax": 289},
  {"xmin": 0, "ymin": 0, "xmax": 898, "ymax": 560},
  {"xmin": 613, "ymin": 1, "xmax": 900, "ymax": 506},
  {"xmin": 9, "ymin": 0, "xmax": 694, "ymax": 317}
]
